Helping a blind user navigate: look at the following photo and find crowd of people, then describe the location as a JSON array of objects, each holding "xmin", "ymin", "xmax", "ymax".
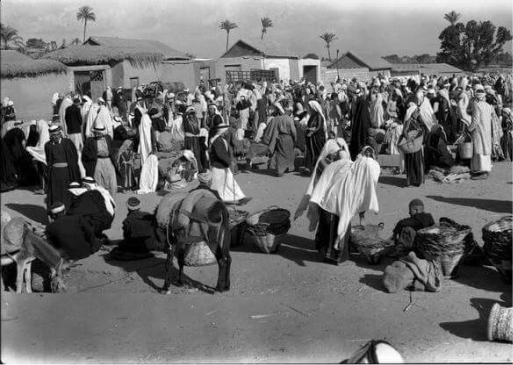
[{"xmin": 0, "ymin": 71, "xmax": 512, "ymax": 265}]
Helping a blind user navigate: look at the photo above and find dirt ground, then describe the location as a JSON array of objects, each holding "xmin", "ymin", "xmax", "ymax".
[{"xmin": 1, "ymin": 161, "xmax": 512, "ymax": 363}]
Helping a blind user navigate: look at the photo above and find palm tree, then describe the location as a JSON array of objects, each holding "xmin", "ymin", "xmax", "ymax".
[
  {"xmin": 77, "ymin": 5, "xmax": 96, "ymax": 43},
  {"xmin": 443, "ymin": 10, "xmax": 461, "ymax": 26},
  {"xmin": 0, "ymin": 23, "xmax": 25, "ymax": 52},
  {"xmin": 261, "ymin": 17, "xmax": 273, "ymax": 40},
  {"xmin": 220, "ymin": 19, "xmax": 238, "ymax": 52},
  {"xmin": 319, "ymin": 32, "xmax": 337, "ymax": 61}
]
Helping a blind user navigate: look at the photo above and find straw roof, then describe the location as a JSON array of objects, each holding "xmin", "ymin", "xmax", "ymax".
[
  {"xmin": 1, "ymin": 50, "xmax": 67, "ymax": 79},
  {"xmin": 43, "ymin": 36, "xmax": 190, "ymax": 67},
  {"xmin": 419, "ymin": 63, "xmax": 464, "ymax": 74},
  {"xmin": 86, "ymin": 36, "xmax": 190, "ymax": 60}
]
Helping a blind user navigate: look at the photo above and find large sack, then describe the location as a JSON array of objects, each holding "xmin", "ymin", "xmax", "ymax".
[{"xmin": 1, "ymin": 216, "xmax": 27, "ymax": 255}]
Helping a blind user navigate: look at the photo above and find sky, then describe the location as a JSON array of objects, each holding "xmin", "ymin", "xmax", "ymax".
[{"xmin": 2, "ymin": 0, "xmax": 512, "ymax": 59}]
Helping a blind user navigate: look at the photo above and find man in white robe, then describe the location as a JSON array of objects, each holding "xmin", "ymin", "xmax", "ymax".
[{"xmin": 469, "ymin": 89, "xmax": 494, "ymax": 180}]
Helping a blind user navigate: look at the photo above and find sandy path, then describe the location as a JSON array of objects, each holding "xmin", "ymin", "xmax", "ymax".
[{"xmin": 1, "ymin": 161, "xmax": 512, "ymax": 363}]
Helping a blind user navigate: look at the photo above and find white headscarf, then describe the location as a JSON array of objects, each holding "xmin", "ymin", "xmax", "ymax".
[
  {"xmin": 308, "ymin": 100, "xmax": 328, "ymax": 139},
  {"xmin": 59, "ymin": 95, "xmax": 73, "ymax": 136},
  {"xmin": 51, "ymin": 93, "xmax": 59, "ymax": 106},
  {"xmin": 26, "ymin": 120, "xmax": 50, "ymax": 165},
  {"xmin": 138, "ymin": 112, "xmax": 153, "ymax": 166},
  {"xmin": 84, "ymin": 103, "xmax": 99, "ymax": 138},
  {"xmin": 94, "ymin": 105, "xmax": 114, "ymax": 138}
]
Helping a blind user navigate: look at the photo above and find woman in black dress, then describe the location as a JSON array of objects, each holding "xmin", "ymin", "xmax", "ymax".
[{"xmin": 305, "ymin": 100, "xmax": 327, "ymax": 172}]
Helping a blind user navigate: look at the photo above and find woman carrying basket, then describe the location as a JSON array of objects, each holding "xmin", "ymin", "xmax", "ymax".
[{"xmin": 402, "ymin": 95, "xmax": 429, "ymax": 187}]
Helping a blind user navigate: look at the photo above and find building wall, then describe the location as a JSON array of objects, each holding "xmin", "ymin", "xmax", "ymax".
[
  {"xmin": 1, "ymin": 72, "xmax": 69, "ymax": 120},
  {"xmin": 213, "ymin": 57, "xmax": 264, "ymax": 84},
  {"xmin": 288, "ymin": 59, "xmax": 300, "ymax": 82},
  {"xmin": 263, "ymin": 58, "xmax": 291, "ymax": 82},
  {"xmin": 159, "ymin": 61, "xmax": 197, "ymax": 90},
  {"xmin": 298, "ymin": 59, "xmax": 322, "ymax": 82},
  {"xmin": 369, "ymin": 70, "xmax": 391, "ymax": 78},
  {"xmin": 121, "ymin": 60, "xmax": 160, "ymax": 88},
  {"xmin": 321, "ymin": 67, "xmax": 370, "ymax": 83}
]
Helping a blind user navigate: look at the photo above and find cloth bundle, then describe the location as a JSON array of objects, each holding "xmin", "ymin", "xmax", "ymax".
[{"xmin": 383, "ymin": 251, "xmax": 443, "ymax": 293}]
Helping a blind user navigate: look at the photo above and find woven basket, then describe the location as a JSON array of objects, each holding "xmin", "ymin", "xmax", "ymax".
[
  {"xmin": 488, "ymin": 303, "xmax": 513, "ymax": 343},
  {"xmin": 350, "ymin": 224, "xmax": 392, "ymax": 264},
  {"xmin": 414, "ymin": 218, "xmax": 471, "ymax": 278},
  {"xmin": 180, "ymin": 239, "xmax": 216, "ymax": 267},
  {"xmin": 245, "ymin": 206, "xmax": 291, "ymax": 254},
  {"xmin": 483, "ymin": 215, "xmax": 512, "ymax": 261},
  {"xmin": 397, "ymin": 130, "xmax": 423, "ymax": 154},
  {"xmin": 228, "ymin": 208, "xmax": 249, "ymax": 247}
]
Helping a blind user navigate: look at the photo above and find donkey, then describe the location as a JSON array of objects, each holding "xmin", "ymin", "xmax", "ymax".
[
  {"xmin": 155, "ymin": 189, "xmax": 231, "ymax": 294},
  {"xmin": 1, "ymin": 219, "xmax": 67, "ymax": 293}
]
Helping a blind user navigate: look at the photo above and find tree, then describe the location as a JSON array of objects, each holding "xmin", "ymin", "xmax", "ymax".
[
  {"xmin": 220, "ymin": 20, "xmax": 238, "ymax": 52},
  {"xmin": 71, "ymin": 38, "xmax": 81, "ymax": 45},
  {"xmin": 319, "ymin": 32, "xmax": 337, "ymax": 61},
  {"xmin": 0, "ymin": 23, "xmax": 25, "ymax": 52},
  {"xmin": 383, "ymin": 54, "xmax": 401, "ymax": 64},
  {"xmin": 77, "ymin": 5, "xmax": 96, "ymax": 43},
  {"xmin": 26, "ymin": 38, "xmax": 47, "ymax": 49},
  {"xmin": 261, "ymin": 17, "xmax": 273, "ymax": 40},
  {"xmin": 443, "ymin": 10, "xmax": 461, "ymax": 26},
  {"xmin": 436, "ymin": 13, "xmax": 512, "ymax": 71}
]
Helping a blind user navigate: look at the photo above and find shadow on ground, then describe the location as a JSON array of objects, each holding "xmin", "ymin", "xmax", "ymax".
[
  {"xmin": 426, "ymin": 196, "xmax": 513, "ymax": 214},
  {"xmin": 231, "ymin": 233, "xmax": 322, "ymax": 267},
  {"xmin": 379, "ymin": 175, "xmax": 406, "ymax": 188},
  {"xmin": 359, "ymin": 273, "xmax": 388, "ymax": 293},
  {"xmin": 439, "ymin": 297, "xmax": 508, "ymax": 341},
  {"xmin": 6, "ymin": 203, "xmax": 48, "ymax": 225},
  {"xmin": 103, "ymin": 252, "xmax": 215, "ymax": 294}
]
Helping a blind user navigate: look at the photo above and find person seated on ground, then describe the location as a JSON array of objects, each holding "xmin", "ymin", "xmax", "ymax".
[
  {"xmin": 377, "ymin": 199, "xmax": 435, "ymax": 260},
  {"xmin": 109, "ymin": 197, "xmax": 156, "ymax": 260},
  {"xmin": 191, "ymin": 170, "xmax": 221, "ymax": 200},
  {"xmin": 45, "ymin": 182, "xmax": 108, "ymax": 261},
  {"xmin": 48, "ymin": 201, "xmax": 66, "ymax": 223}
]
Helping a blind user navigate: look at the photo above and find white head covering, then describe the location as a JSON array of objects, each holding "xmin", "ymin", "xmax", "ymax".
[{"xmin": 308, "ymin": 100, "xmax": 328, "ymax": 139}]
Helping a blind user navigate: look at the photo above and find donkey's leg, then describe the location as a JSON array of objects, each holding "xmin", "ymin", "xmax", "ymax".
[
  {"xmin": 214, "ymin": 227, "xmax": 229, "ymax": 292},
  {"xmin": 24, "ymin": 261, "xmax": 32, "ymax": 293},
  {"xmin": 177, "ymin": 243, "xmax": 185, "ymax": 287},
  {"xmin": 162, "ymin": 243, "xmax": 175, "ymax": 294},
  {"xmin": 15, "ymin": 261, "xmax": 26, "ymax": 294}
]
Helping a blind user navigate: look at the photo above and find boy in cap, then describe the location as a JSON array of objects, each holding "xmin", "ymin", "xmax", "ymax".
[
  {"xmin": 376, "ymin": 199, "xmax": 435, "ymax": 260},
  {"xmin": 109, "ymin": 197, "xmax": 155, "ymax": 260}
]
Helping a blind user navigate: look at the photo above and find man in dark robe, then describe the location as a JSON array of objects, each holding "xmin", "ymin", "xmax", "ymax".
[
  {"xmin": 65, "ymin": 97, "xmax": 84, "ymax": 153},
  {"xmin": 0, "ymin": 137, "xmax": 17, "ymax": 191},
  {"xmin": 349, "ymin": 90, "xmax": 372, "ymax": 160},
  {"xmin": 46, "ymin": 182, "xmax": 111, "ymax": 261},
  {"xmin": 44, "ymin": 125, "xmax": 81, "ymax": 210},
  {"xmin": 184, "ymin": 106, "xmax": 207, "ymax": 172},
  {"xmin": 3, "ymin": 121, "xmax": 33, "ymax": 185}
]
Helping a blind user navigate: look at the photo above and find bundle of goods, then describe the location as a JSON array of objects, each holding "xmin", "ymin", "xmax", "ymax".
[
  {"xmin": 427, "ymin": 165, "xmax": 471, "ymax": 184},
  {"xmin": 482, "ymin": 215, "xmax": 512, "ymax": 284},
  {"xmin": 2, "ymin": 213, "xmax": 25, "ymax": 255},
  {"xmin": 488, "ymin": 303, "xmax": 513, "ymax": 343},
  {"xmin": 350, "ymin": 223, "xmax": 393, "ymax": 264},
  {"xmin": 244, "ymin": 206, "xmax": 291, "ymax": 253},
  {"xmin": 228, "ymin": 208, "xmax": 249, "ymax": 247},
  {"xmin": 414, "ymin": 217, "xmax": 473, "ymax": 278}
]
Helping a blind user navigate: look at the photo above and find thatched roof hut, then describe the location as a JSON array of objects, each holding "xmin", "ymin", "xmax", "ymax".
[
  {"xmin": 1, "ymin": 50, "xmax": 67, "ymax": 79},
  {"xmin": 43, "ymin": 36, "xmax": 190, "ymax": 68}
]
